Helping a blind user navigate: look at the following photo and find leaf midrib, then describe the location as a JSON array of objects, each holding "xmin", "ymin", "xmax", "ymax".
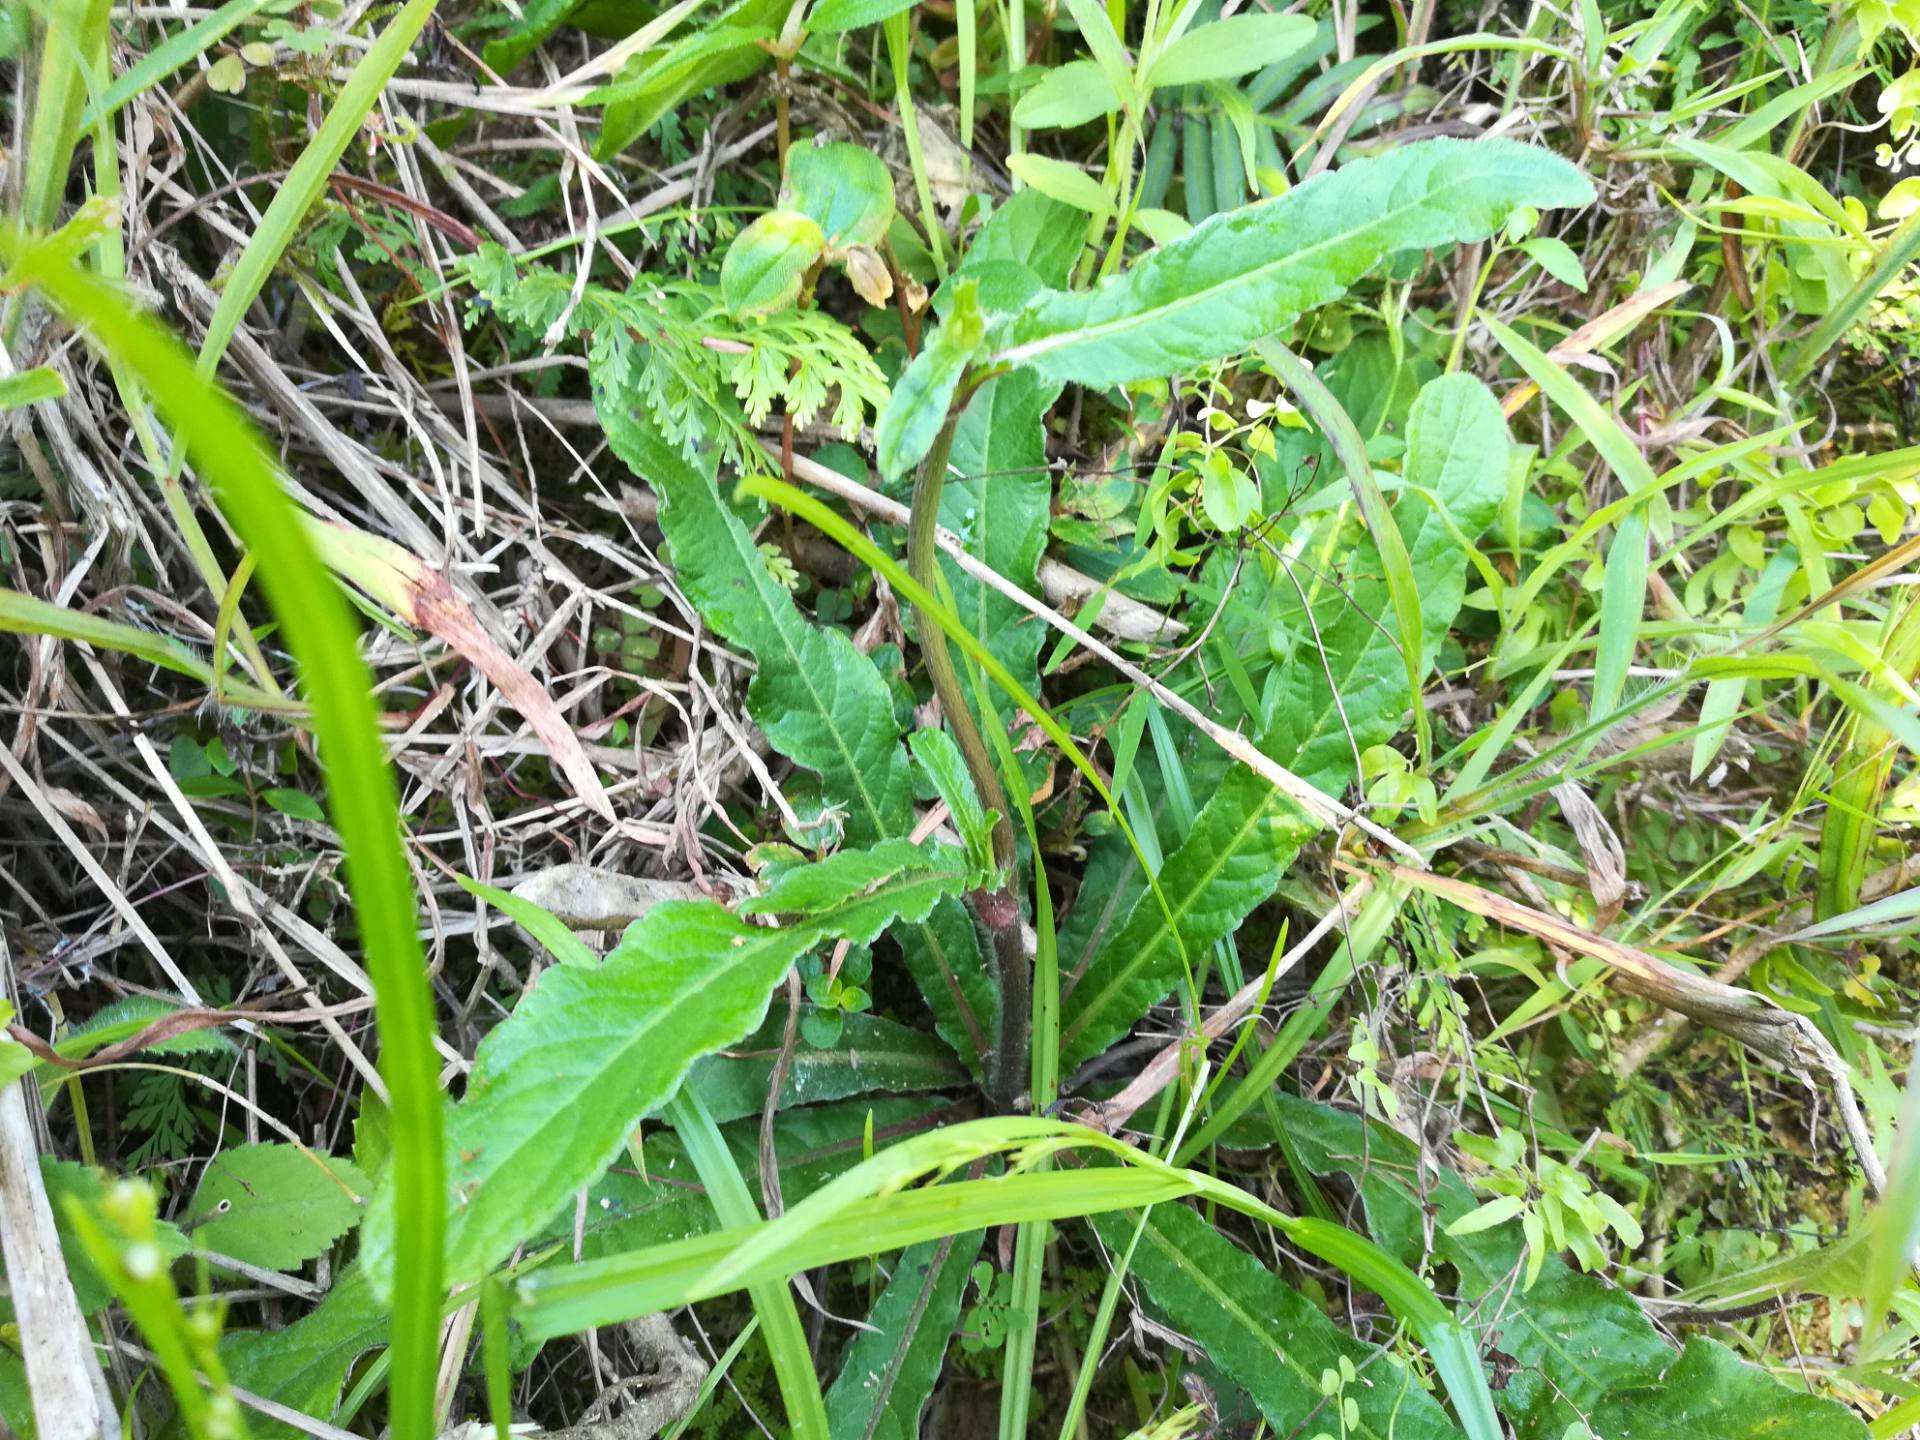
[
  {"xmin": 994, "ymin": 151, "xmax": 1546, "ymax": 374},
  {"xmin": 1061, "ymin": 788, "xmax": 1279, "ymax": 1049},
  {"xmin": 447, "ymin": 925, "xmax": 803, "ymax": 1270},
  {"xmin": 711, "ymin": 487, "xmax": 904, "ymax": 841}
]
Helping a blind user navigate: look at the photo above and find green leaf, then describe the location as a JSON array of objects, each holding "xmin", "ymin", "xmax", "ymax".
[
  {"xmin": 1445, "ymin": 1193, "xmax": 1528, "ymax": 1236},
  {"xmin": 481, "ymin": 0, "xmax": 580, "ymax": 72},
  {"xmin": 826, "ymin": 1232, "xmax": 984, "ymax": 1439},
  {"xmin": 1092, "ymin": 1203, "xmax": 1464, "ymax": 1440},
  {"xmin": 1012, "ymin": 59, "xmax": 1123, "ymax": 128},
  {"xmin": 1272, "ymin": 1095, "xmax": 1704, "ymax": 1440},
  {"xmin": 1005, "ymin": 154, "xmax": 1116, "ymax": 218},
  {"xmin": 43, "ymin": 1161, "xmax": 189, "ymax": 1312},
  {"xmin": 722, "ymin": 210, "xmax": 828, "ymax": 317},
  {"xmin": 1591, "ymin": 511, "xmax": 1647, "ymax": 726},
  {"xmin": 592, "ymin": 0, "xmax": 786, "ymax": 156},
  {"xmin": 875, "ymin": 276, "xmax": 987, "ymax": 479},
  {"xmin": 1146, "ymin": 12, "xmax": 1316, "ymax": 88},
  {"xmin": 1061, "ymin": 767, "xmax": 1316, "ymax": 1069},
  {"xmin": 1058, "ymin": 0, "xmax": 1139, "ymax": 117},
  {"xmin": 808, "ymin": 0, "xmax": 915, "ymax": 32},
  {"xmin": 453, "ymin": 873, "xmax": 598, "ymax": 968},
  {"xmin": 198, "ymin": 0, "xmax": 440, "ymax": 376},
  {"xmin": 942, "ymin": 368, "xmax": 1060, "ymax": 700},
  {"xmin": 0, "ymin": 587, "xmax": 286, "ymax": 712},
  {"xmin": 785, "ymin": 142, "xmax": 897, "ymax": 250},
  {"xmin": 912, "ymin": 728, "xmax": 997, "ymax": 878},
  {"xmin": 1, "ymin": 226, "xmax": 444, "ymax": 1440},
  {"xmin": 223, "ymin": 1269, "xmax": 388, "ymax": 1440},
  {"xmin": 0, "ymin": 367, "xmax": 66, "ymax": 410},
  {"xmin": 189, "ymin": 1144, "xmax": 371, "ymax": 1271},
  {"xmin": 261, "ymin": 786, "xmax": 327, "ymax": 822},
  {"xmin": 960, "ymin": 189, "xmax": 1084, "ymax": 288},
  {"xmin": 743, "ymin": 838, "xmax": 970, "ymax": 932},
  {"xmin": 52, "ymin": 995, "xmax": 238, "ymax": 1065},
  {"xmin": 668, "ymin": 1086, "xmax": 829, "ymax": 1440},
  {"xmin": 1265, "ymin": 372, "xmax": 1509, "ymax": 796},
  {"xmin": 79, "ymin": 0, "xmax": 279, "ymax": 126},
  {"xmin": 689, "ymin": 1012, "xmax": 968, "ymax": 1124},
  {"xmin": 992, "ymin": 139, "xmax": 1592, "ymax": 387},
  {"xmin": 1483, "ymin": 316, "xmax": 1657, "ymax": 497},
  {"xmin": 1692, "ymin": 546, "xmax": 1794, "ymax": 778},
  {"xmin": 893, "ymin": 897, "xmax": 997, "ymax": 1082},
  {"xmin": 364, "ymin": 843, "xmax": 967, "ymax": 1286},
  {"xmin": 1589, "ymin": 1338, "xmax": 1869, "ymax": 1440},
  {"xmin": 1518, "ymin": 235, "xmax": 1589, "ymax": 291},
  {"xmin": 636, "ymin": 431, "xmax": 913, "ymax": 844}
]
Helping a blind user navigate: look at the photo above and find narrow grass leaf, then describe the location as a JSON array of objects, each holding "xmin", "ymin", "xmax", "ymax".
[
  {"xmin": 197, "ymin": 0, "xmax": 440, "ymax": 377},
  {"xmin": 1, "ymin": 235, "xmax": 445, "ymax": 1440},
  {"xmin": 667, "ymin": 1088, "xmax": 828, "ymax": 1440}
]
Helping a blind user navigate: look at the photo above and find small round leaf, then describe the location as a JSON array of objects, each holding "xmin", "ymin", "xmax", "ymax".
[{"xmin": 721, "ymin": 210, "xmax": 826, "ymax": 317}]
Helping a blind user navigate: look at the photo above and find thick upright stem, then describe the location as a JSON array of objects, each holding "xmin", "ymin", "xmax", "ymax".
[{"xmin": 908, "ymin": 406, "xmax": 1031, "ymax": 1111}]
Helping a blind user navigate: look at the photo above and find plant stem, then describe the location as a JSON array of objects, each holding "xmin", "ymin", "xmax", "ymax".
[{"xmin": 908, "ymin": 405, "xmax": 1030, "ymax": 1112}]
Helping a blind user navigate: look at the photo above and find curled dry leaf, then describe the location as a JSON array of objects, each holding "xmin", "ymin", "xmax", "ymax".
[
  {"xmin": 304, "ymin": 518, "xmax": 616, "ymax": 820},
  {"xmin": 511, "ymin": 864, "xmax": 736, "ymax": 931},
  {"xmin": 844, "ymin": 244, "xmax": 894, "ymax": 307}
]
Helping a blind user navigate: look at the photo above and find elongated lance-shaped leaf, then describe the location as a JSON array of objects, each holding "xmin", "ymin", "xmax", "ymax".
[
  {"xmin": 616, "ymin": 419, "xmax": 914, "ymax": 845},
  {"xmin": 1090, "ymin": 1204, "xmax": 1464, "ymax": 1440},
  {"xmin": 1266, "ymin": 372, "xmax": 1510, "ymax": 796},
  {"xmin": 603, "ymin": 412, "xmax": 991, "ymax": 1072},
  {"xmin": 690, "ymin": 1012, "xmax": 967, "ymax": 1124},
  {"xmin": 989, "ymin": 139, "xmax": 1592, "ymax": 386},
  {"xmin": 363, "ymin": 842, "xmax": 968, "ymax": 1287},
  {"xmin": 1060, "ymin": 767, "xmax": 1316, "ymax": 1070},
  {"xmin": 876, "ymin": 278, "xmax": 985, "ymax": 479},
  {"xmin": 826, "ymin": 1232, "xmax": 984, "ymax": 1440},
  {"xmin": 942, "ymin": 369, "xmax": 1060, "ymax": 702}
]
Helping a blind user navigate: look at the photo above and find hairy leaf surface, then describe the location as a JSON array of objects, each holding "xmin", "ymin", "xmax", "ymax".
[
  {"xmin": 826, "ymin": 1231, "xmax": 984, "ymax": 1439},
  {"xmin": 690, "ymin": 1012, "xmax": 967, "ymax": 1124},
  {"xmin": 223, "ymin": 1270, "xmax": 387, "ymax": 1440},
  {"xmin": 991, "ymin": 140, "xmax": 1592, "ymax": 386},
  {"xmin": 943, "ymin": 368, "xmax": 1060, "ymax": 701},
  {"xmin": 188, "ymin": 1143, "xmax": 371, "ymax": 1271},
  {"xmin": 1587, "ymin": 1338, "xmax": 1868, "ymax": 1440}
]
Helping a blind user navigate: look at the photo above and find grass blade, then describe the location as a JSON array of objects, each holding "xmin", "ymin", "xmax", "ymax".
[
  {"xmin": 666, "ymin": 1089, "xmax": 829, "ymax": 1440},
  {"xmin": 3, "ymin": 234, "xmax": 445, "ymax": 1440},
  {"xmin": 196, "ymin": 0, "xmax": 440, "ymax": 377}
]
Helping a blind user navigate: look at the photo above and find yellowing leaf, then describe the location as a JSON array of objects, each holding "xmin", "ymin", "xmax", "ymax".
[
  {"xmin": 207, "ymin": 52, "xmax": 246, "ymax": 92},
  {"xmin": 720, "ymin": 209, "xmax": 826, "ymax": 317}
]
